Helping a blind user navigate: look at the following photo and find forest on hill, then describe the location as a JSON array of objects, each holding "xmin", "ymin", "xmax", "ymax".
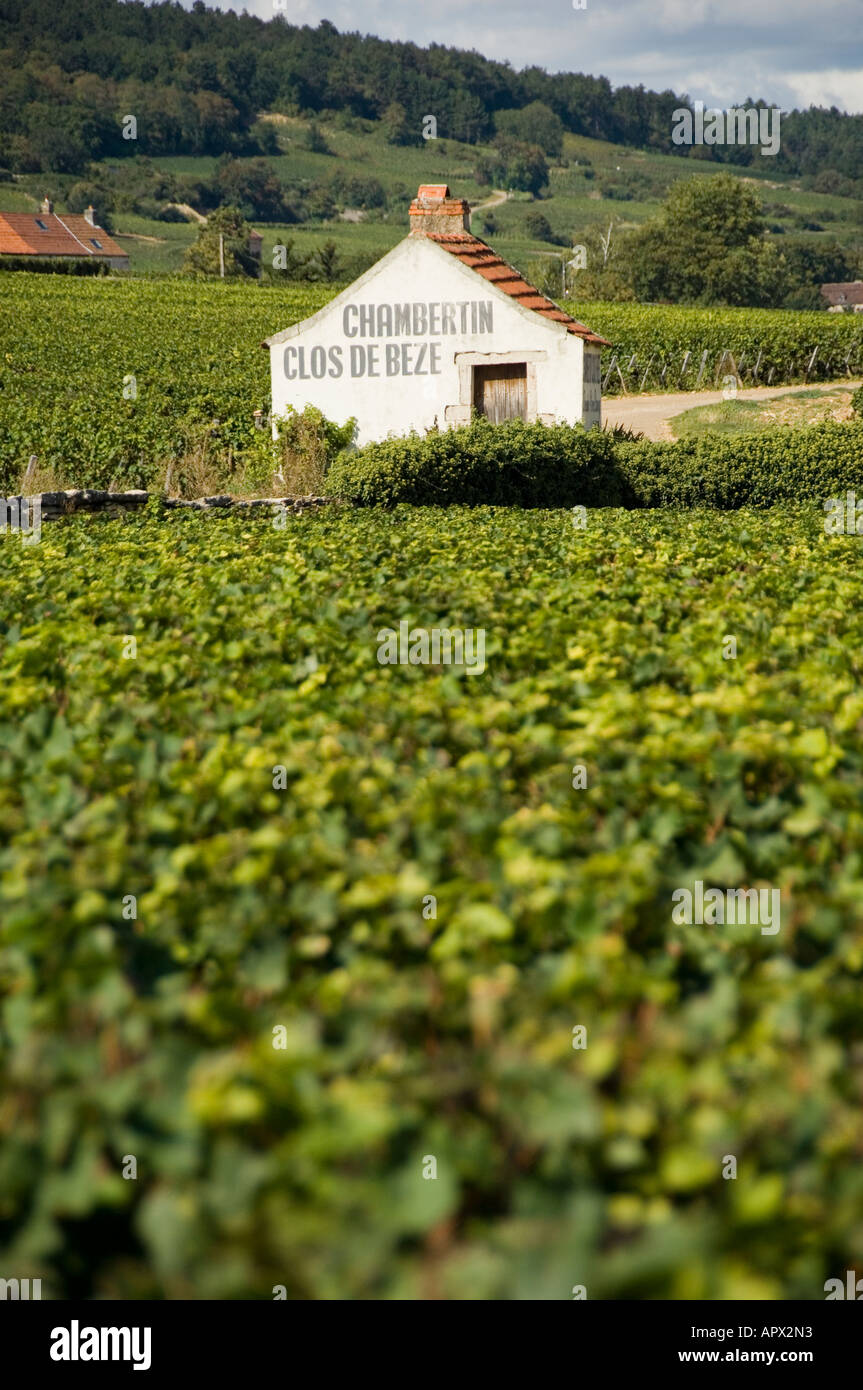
[{"xmin": 0, "ymin": 0, "xmax": 861, "ymax": 190}]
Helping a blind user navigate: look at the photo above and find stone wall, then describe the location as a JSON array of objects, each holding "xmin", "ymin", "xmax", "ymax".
[{"xmin": 5, "ymin": 490, "xmax": 331, "ymax": 524}]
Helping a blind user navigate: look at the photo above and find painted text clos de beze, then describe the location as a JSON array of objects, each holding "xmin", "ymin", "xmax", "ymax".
[{"xmin": 283, "ymin": 298, "xmax": 496, "ymax": 382}]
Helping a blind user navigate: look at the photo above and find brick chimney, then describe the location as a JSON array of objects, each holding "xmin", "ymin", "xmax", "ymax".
[
  {"xmin": 84, "ymin": 205, "xmax": 97, "ymax": 227},
  {"xmin": 41, "ymin": 197, "xmax": 53, "ymax": 215},
  {"xmin": 409, "ymin": 184, "xmax": 471, "ymax": 236}
]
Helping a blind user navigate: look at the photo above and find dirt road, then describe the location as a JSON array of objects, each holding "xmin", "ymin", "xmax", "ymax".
[
  {"xmin": 602, "ymin": 379, "xmax": 861, "ymax": 440},
  {"xmin": 471, "ymin": 189, "xmax": 509, "ymax": 213}
]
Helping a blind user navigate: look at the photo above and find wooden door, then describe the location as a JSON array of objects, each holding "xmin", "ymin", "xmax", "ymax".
[{"xmin": 473, "ymin": 364, "xmax": 528, "ymax": 423}]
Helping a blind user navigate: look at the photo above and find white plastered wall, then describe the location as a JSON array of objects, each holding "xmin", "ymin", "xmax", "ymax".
[{"xmin": 266, "ymin": 236, "xmax": 594, "ymax": 447}]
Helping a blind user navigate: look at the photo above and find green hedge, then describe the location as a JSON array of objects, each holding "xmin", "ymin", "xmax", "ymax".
[
  {"xmin": 326, "ymin": 418, "xmax": 626, "ymax": 508},
  {"xmin": 0, "ymin": 256, "xmax": 111, "ymax": 276},
  {"xmin": 326, "ymin": 418, "xmax": 863, "ymax": 510},
  {"xmin": 615, "ymin": 422, "xmax": 863, "ymax": 508}
]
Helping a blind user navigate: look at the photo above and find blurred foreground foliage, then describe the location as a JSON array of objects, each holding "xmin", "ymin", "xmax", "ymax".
[{"xmin": 1, "ymin": 505, "xmax": 863, "ymax": 1298}]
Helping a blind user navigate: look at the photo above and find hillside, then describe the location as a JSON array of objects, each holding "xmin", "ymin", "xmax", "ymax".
[
  {"xmin": 1, "ymin": 1, "xmax": 861, "ymax": 291},
  {"xmin": 4, "ymin": 116, "xmax": 863, "ymax": 286}
]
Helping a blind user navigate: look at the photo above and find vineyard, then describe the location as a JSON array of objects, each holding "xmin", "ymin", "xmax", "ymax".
[
  {"xmin": 577, "ymin": 300, "xmax": 863, "ymax": 396},
  {"xmin": 1, "ymin": 273, "xmax": 862, "ymax": 492},
  {"xmin": 2, "ymin": 503, "xmax": 863, "ymax": 1298},
  {"xmin": 0, "ymin": 276, "xmax": 333, "ymax": 494}
]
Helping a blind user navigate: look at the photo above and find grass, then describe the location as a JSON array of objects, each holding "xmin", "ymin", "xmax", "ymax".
[
  {"xmin": 108, "ymin": 212, "xmax": 198, "ymax": 274},
  {"xmin": 0, "ymin": 183, "xmax": 41, "ymax": 212},
  {"xmin": 14, "ymin": 459, "xmax": 68, "ymax": 493},
  {"xmin": 669, "ymin": 387, "xmax": 859, "ymax": 438}
]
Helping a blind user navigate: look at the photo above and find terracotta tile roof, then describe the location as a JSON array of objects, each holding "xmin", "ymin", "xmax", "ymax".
[
  {"xmin": 821, "ymin": 281, "xmax": 863, "ymax": 306},
  {"xmin": 427, "ymin": 232, "xmax": 610, "ymax": 344},
  {"xmin": 0, "ymin": 211, "xmax": 128, "ymax": 260}
]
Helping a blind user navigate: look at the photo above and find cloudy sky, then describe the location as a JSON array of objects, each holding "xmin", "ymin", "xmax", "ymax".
[{"xmin": 196, "ymin": 0, "xmax": 863, "ymax": 113}]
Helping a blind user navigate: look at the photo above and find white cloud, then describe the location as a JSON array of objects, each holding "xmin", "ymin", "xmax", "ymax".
[{"xmin": 782, "ymin": 68, "xmax": 863, "ymax": 113}]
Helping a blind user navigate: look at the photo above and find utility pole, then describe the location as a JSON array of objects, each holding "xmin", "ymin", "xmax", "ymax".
[{"xmin": 219, "ymin": 233, "xmax": 225, "ymax": 279}]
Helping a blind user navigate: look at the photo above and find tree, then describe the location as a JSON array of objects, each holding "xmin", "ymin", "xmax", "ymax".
[
  {"xmin": 779, "ymin": 237, "xmax": 860, "ymax": 300},
  {"xmin": 495, "ymin": 102, "xmax": 564, "ymax": 158},
  {"xmin": 306, "ymin": 240, "xmax": 341, "ymax": 281},
  {"xmin": 67, "ymin": 181, "xmax": 114, "ymax": 230},
  {"xmin": 328, "ymin": 173, "xmax": 386, "ymax": 210},
  {"xmin": 25, "ymin": 103, "xmax": 106, "ymax": 173},
  {"xmin": 186, "ymin": 90, "xmax": 243, "ymax": 155},
  {"xmin": 182, "ymin": 205, "xmax": 259, "ymax": 278},
  {"xmin": 248, "ymin": 119, "xmax": 281, "ymax": 156},
  {"xmin": 630, "ymin": 173, "xmax": 788, "ymax": 306},
  {"xmin": 500, "ymin": 140, "xmax": 549, "ymax": 196},
  {"xmin": 662, "ymin": 173, "xmax": 766, "ymax": 246},
  {"xmin": 304, "ymin": 122, "xmax": 333, "ymax": 154},
  {"xmin": 302, "ymin": 182, "xmax": 337, "ymax": 221},
  {"xmin": 268, "ymin": 237, "xmax": 309, "ymax": 278},
  {"xmin": 699, "ymin": 239, "xmax": 789, "ymax": 308},
  {"xmin": 477, "ymin": 138, "xmax": 549, "ymax": 196},
  {"xmin": 564, "ymin": 221, "xmax": 638, "ymax": 301},
  {"xmin": 527, "ymin": 256, "xmax": 566, "ymax": 299},
  {"xmin": 381, "ymin": 101, "xmax": 413, "ymax": 146},
  {"xmin": 523, "ymin": 210, "xmax": 554, "ymax": 241},
  {"xmin": 215, "ymin": 158, "xmax": 293, "ymax": 221}
]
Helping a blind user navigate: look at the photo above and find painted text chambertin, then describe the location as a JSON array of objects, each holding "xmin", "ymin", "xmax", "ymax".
[{"xmin": 284, "ymin": 300, "xmax": 495, "ymax": 382}]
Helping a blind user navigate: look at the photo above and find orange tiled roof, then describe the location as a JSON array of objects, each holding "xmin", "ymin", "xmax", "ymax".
[
  {"xmin": 0, "ymin": 211, "xmax": 128, "ymax": 260},
  {"xmin": 427, "ymin": 232, "xmax": 610, "ymax": 345},
  {"xmin": 821, "ymin": 281, "xmax": 863, "ymax": 306}
]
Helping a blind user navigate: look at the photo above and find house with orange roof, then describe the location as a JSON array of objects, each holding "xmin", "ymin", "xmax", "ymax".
[
  {"xmin": 263, "ymin": 184, "xmax": 609, "ymax": 445},
  {"xmin": 0, "ymin": 199, "xmax": 129, "ymax": 270},
  {"xmin": 820, "ymin": 281, "xmax": 863, "ymax": 313}
]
